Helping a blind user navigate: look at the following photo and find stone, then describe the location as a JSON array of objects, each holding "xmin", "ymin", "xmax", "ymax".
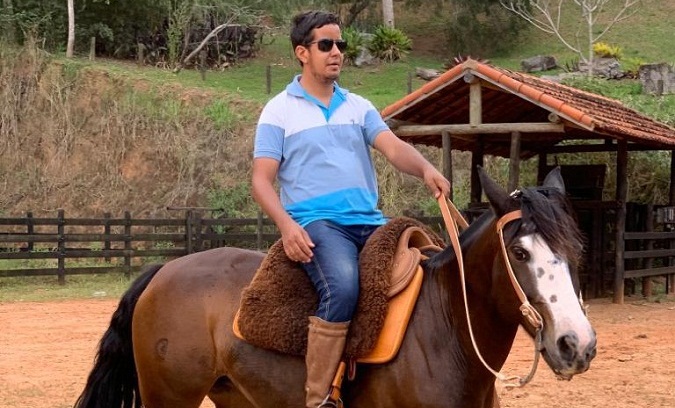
[
  {"xmin": 639, "ymin": 63, "xmax": 675, "ymax": 95},
  {"xmin": 521, "ymin": 55, "xmax": 558, "ymax": 72}
]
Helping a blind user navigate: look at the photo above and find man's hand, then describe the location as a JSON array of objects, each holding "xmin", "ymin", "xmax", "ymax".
[
  {"xmin": 423, "ymin": 167, "xmax": 451, "ymax": 199},
  {"xmin": 279, "ymin": 219, "xmax": 315, "ymax": 263}
]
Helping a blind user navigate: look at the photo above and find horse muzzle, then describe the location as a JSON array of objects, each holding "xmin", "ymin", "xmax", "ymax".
[{"xmin": 543, "ymin": 330, "xmax": 597, "ymax": 380}]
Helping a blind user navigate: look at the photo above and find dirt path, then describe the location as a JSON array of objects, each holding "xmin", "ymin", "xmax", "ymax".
[{"xmin": 1, "ymin": 297, "xmax": 673, "ymax": 407}]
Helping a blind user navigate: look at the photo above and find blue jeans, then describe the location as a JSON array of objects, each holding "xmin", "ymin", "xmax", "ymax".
[{"xmin": 301, "ymin": 220, "xmax": 380, "ymax": 323}]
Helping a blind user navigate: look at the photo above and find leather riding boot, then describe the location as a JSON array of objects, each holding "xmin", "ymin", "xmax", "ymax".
[{"xmin": 305, "ymin": 316, "xmax": 350, "ymax": 408}]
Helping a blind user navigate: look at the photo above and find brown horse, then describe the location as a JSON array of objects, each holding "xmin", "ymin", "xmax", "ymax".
[{"xmin": 74, "ymin": 167, "xmax": 596, "ymax": 408}]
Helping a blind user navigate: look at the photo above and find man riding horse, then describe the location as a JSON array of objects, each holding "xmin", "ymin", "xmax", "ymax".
[{"xmin": 251, "ymin": 10, "xmax": 450, "ymax": 408}]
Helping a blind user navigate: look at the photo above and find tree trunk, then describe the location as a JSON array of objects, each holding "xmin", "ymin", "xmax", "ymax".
[
  {"xmin": 2, "ymin": 0, "xmax": 17, "ymax": 43},
  {"xmin": 66, "ymin": 0, "xmax": 75, "ymax": 58},
  {"xmin": 382, "ymin": 0, "xmax": 395, "ymax": 28}
]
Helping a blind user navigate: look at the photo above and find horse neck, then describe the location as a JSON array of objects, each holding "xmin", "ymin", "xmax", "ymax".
[{"xmin": 426, "ymin": 218, "xmax": 521, "ymax": 378}]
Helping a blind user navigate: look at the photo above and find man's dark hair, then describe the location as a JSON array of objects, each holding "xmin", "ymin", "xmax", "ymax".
[{"xmin": 290, "ymin": 10, "xmax": 341, "ymax": 50}]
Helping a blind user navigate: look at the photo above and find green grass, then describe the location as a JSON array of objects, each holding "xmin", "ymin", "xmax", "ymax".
[
  {"xmin": 0, "ymin": 273, "xmax": 137, "ymax": 302},
  {"xmin": 5, "ymin": 3, "xmax": 674, "ymax": 303}
]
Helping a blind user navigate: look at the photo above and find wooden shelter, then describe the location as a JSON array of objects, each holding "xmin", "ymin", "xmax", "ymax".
[{"xmin": 381, "ymin": 59, "xmax": 675, "ymax": 303}]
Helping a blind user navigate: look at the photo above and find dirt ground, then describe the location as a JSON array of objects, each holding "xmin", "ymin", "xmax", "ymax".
[{"xmin": 1, "ymin": 297, "xmax": 673, "ymax": 408}]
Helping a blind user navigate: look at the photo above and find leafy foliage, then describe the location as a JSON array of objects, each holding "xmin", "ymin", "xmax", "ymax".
[
  {"xmin": 340, "ymin": 26, "xmax": 365, "ymax": 65},
  {"xmin": 444, "ymin": 1, "xmax": 525, "ymax": 57},
  {"xmin": 593, "ymin": 42, "xmax": 623, "ymax": 59},
  {"xmin": 367, "ymin": 25, "xmax": 411, "ymax": 62}
]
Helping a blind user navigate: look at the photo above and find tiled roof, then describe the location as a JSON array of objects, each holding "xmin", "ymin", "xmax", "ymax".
[{"xmin": 381, "ymin": 59, "xmax": 675, "ymax": 157}]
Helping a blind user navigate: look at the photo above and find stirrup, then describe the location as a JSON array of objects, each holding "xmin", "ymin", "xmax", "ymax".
[{"xmin": 318, "ymin": 396, "xmax": 342, "ymax": 408}]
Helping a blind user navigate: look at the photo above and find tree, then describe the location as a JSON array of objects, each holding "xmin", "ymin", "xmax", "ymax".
[
  {"xmin": 66, "ymin": 0, "xmax": 74, "ymax": 57},
  {"xmin": 382, "ymin": 0, "xmax": 394, "ymax": 27},
  {"xmin": 1, "ymin": 0, "xmax": 17, "ymax": 43},
  {"xmin": 499, "ymin": 0, "xmax": 640, "ymax": 76}
]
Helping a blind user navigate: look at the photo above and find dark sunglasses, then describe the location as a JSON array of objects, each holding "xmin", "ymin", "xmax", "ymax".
[{"xmin": 307, "ymin": 38, "xmax": 348, "ymax": 53}]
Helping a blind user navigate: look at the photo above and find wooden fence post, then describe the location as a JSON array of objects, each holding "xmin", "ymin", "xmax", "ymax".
[
  {"xmin": 407, "ymin": 71, "xmax": 413, "ymax": 94},
  {"xmin": 199, "ymin": 50, "xmax": 207, "ymax": 81},
  {"xmin": 89, "ymin": 36, "xmax": 96, "ymax": 60},
  {"xmin": 194, "ymin": 211, "xmax": 203, "ymax": 252},
  {"xmin": 26, "ymin": 211, "xmax": 34, "ymax": 252},
  {"xmin": 137, "ymin": 43, "xmax": 145, "ymax": 66},
  {"xmin": 257, "ymin": 211, "xmax": 264, "ymax": 250},
  {"xmin": 186, "ymin": 210, "xmax": 195, "ymax": 254},
  {"xmin": 124, "ymin": 211, "xmax": 132, "ymax": 278},
  {"xmin": 266, "ymin": 64, "xmax": 272, "ymax": 94},
  {"xmin": 57, "ymin": 209, "xmax": 66, "ymax": 285},
  {"xmin": 104, "ymin": 212, "xmax": 111, "ymax": 262},
  {"xmin": 642, "ymin": 204, "xmax": 654, "ymax": 297}
]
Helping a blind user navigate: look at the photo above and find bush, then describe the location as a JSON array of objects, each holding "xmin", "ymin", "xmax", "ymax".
[
  {"xmin": 593, "ymin": 42, "xmax": 623, "ymax": 59},
  {"xmin": 341, "ymin": 26, "xmax": 365, "ymax": 65},
  {"xmin": 367, "ymin": 25, "xmax": 411, "ymax": 63}
]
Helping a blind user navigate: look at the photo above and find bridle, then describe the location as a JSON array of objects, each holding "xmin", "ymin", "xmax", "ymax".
[{"xmin": 438, "ymin": 196, "xmax": 543, "ymax": 388}]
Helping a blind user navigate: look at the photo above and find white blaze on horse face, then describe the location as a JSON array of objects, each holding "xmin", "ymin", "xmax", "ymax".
[{"xmin": 518, "ymin": 235, "xmax": 594, "ymax": 348}]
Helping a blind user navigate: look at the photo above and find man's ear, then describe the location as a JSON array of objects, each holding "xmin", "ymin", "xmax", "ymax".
[{"xmin": 295, "ymin": 45, "xmax": 308, "ymax": 66}]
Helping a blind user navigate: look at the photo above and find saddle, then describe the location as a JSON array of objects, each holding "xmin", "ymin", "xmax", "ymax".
[{"xmin": 233, "ymin": 217, "xmax": 444, "ymax": 362}]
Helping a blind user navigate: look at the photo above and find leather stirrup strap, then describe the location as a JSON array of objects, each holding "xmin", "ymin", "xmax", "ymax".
[{"xmin": 323, "ymin": 361, "xmax": 347, "ymax": 407}]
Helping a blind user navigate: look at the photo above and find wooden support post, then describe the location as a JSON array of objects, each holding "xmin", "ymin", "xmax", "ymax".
[
  {"xmin": 669, "ymin": 150, "xmax": 675, "ymax": 293},
  {"xmin": 469, "ymin": 81, "xmax": 482, "ymax": 127},
  {"xmin": 442, "ymin": 131, "xmax": 453, "ymax": 201},
  {"xmin": 537, "ymin": 152, "xmax": 547, "ymax": 185},
  {"xmin": 613, "ymin": 140, "xmax": 628, "ymax": 304},
  {"xmin": 124, "ymin": 211, "xmax": 132, "ymax": 278},
  {"xmin": 470, "ymin": 136, "xmax": 484, "ymax": 205},
  {"xmin": 57, "ymin": 209, "xmax": 66, "ymax": 285},
  {"xmin": 508, "ymin": 131, "xmax": 521, "ymax": 192}
]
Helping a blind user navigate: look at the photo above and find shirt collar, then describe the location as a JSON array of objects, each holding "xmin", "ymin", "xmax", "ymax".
[{"xmin": 286, "ymin": 75, "xmax": 349, "ymax": 100}]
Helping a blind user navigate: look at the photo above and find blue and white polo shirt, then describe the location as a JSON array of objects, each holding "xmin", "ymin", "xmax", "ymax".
[{"xmin": 254, "ymin": 75, "xmax": 389, "ymax": 227}]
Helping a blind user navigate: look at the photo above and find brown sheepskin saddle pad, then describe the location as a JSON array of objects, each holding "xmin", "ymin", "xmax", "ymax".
[{"xmin": 234, "ymin": 217, "xmax": 445, "ymax": 359}]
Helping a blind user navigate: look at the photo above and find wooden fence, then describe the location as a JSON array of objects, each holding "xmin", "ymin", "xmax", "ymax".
[
  {"xmin": 4, "ymin": 208, "xmax": 671, "ymax": 297},
  {"xmin": 0, "ymin": 210, "xmax": 447, "ymax": 284},
  {"xmin": 0, "ymin": 209, "xmax": 281, "ymax": 283},
  {"xmin": 622, "ymin": 204, "xmax": 675, "ymax": 297}
]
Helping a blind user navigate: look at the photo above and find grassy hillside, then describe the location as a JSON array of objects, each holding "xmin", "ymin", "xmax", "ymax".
[{"xmin": 1, "ymin": 0, "xmax": 674, "ymax": 220}]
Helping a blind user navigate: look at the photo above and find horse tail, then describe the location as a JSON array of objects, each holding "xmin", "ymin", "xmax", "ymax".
[{"xmin": 73, "ymin": 264, "xmax": 164, "ymax": 408}]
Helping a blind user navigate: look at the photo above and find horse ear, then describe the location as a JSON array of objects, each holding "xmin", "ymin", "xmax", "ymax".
[
  {"xmin": 477, "ymin": 166, "xmax": 511, "ymax": 216},
  {"xmin": 542, "ymin": 166, "xmax": 566, "ymax": 193}
]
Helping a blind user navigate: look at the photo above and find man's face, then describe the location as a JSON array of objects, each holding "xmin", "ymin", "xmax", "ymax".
[{"xmin": 296, "ymin": 24, "xmax": 345, "ymax": 83}]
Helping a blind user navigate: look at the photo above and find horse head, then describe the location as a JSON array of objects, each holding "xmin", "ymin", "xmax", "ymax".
[{"xmin": 479, "ymin": 166, "xmax": 597, "ymax": 380}]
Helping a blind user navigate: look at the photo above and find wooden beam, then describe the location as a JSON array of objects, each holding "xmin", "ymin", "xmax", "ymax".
[
  {"xmin": 469, "ymin": 81, "xmax": 482, "ymax": 126},
  {"xmin": 442, "ymin": 131, "xmax": 453, "ymax": 201},
  {"xmin": 471, "ymin": 136, "xmax": 484, "ymax": 204},
  {"xmin": 394, "ymin": 122, "xmax": 565, "ymax": 136},
  {"xmin": 537, "ymin": 152, "xmax": 547, "ymax": 185},
  {"xmin": 670, "ymin": 150, "xmax": 675, "ymax": 294},
  {"xmin": 508, "ymin": 131, "xmax": 521, "ymax": 192},
  {"xmin": 614, "ymin": 140, "xmax": 628, "ymax": 304}
]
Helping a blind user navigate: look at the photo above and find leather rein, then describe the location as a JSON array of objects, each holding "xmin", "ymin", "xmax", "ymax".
[{"xmin": 438, "ymin": 196, "xmax": 543, "ymax": 388}]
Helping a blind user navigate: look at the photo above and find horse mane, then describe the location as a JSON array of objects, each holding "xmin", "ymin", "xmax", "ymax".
[
  {"xmin": 423, "ymin": 209, "xmax": 494, "ymax": 272},
  {"xmin": 516, "ymin": 186, "xmax": 585, "ymax": 270},
  {"xmin": 424, "ymin": 187, "xmax": 584, "ymax": 273}
]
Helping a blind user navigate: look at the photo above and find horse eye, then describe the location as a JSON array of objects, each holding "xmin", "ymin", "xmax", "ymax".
[{"xmin": 511, "ymin": 246, "xmax": 529, "ymax": 262}]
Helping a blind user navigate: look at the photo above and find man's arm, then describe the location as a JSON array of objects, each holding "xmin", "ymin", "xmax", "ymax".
[
  {"xmin": 251, "ymin": 158, "xmax": 314, "ymax": 263},
  {"xmin": 373, "ymin": 130, "xmax": 451, "ymax": 198}
]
